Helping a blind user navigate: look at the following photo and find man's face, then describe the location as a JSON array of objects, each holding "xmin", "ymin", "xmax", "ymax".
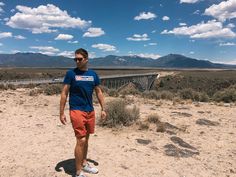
[{"xmin": 74, "ymin": 53, "xmax": 88, "ymax": 68}]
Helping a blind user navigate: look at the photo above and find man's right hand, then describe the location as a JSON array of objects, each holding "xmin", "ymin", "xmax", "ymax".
[{"xmin": 60, "ymin": 114, "xmax": 67, "ymax": 125}]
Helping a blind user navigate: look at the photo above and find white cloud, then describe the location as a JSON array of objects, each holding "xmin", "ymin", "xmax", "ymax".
[
  {"xmin": 151, "ymin": 30, "xmax": 156, "ymax": 33},
  {"xmin": 148, "ymin": 42, "xmax": 157, "ymax": 45},
  {"xmin": 193, "ymin": 10, "xmax": 200, "ymax": 15},
  {"xmin": 204, "ymin": 0, "xmax": 236, "ymax": 22},
  {"xmin": 83, "ymin": 27, "xmax": 105, "ymax": 37},
  {"xmin": 92, "ymin": 43, "xmax": 116, "ymax": 52},
  {"xmin": 0, "ymin": 32, "xmax": 12, "ymax": 39},
  {"xmin": 68, "ymin": 40, "xmax": 79, "ymax": 44},
  {"xmin": 0, "ymin": 2, "xmax": 4, "ymax": 13},
  {"xmin": 11, "ymin": 50, "xmax": 21, "ymax": 54},
  {"xmin": 180, "ymin": 0, "xmax": 200, "ymax": 4},
  {"xmin": 130, "ymin": 53, "xmax": 161, "ymax": 59},
  {"xmin": 161, "ymin": 20, "xmax": 236, "ymax": 39},
  {"xmin": 30, "ymin": 46, "xmax": 59, "ymax": 55},
  {"xmin": 179, "ymin": 22, "xmax": 187, "ymax": 26},
  {"xmin": 55, "ymin": 34, "xmax": 73, "ymax": 40},
  {"xmin": 0, "ymin": 42, "xmax": 3, "ymax": 46},
  {"xmin": 189, "ymin": 51, "xmax": 195, "ymax": 54},
  {"xmin": 3, "ymin": 18, "xmax": 9, "ymax": 21},
  {"xmin": 127, "ymin": 33, "xmax": 150, "ymax": 41},
  {"xmin": 10, "ymin": 9, "xmax": 15, "ymax": 13},
  {"xmin": 58, "ymin": 51, "xmax": 74, "ymax": 58},
  {"xmin": 219, "ymin": 42, "xmax": 236, "ymax": 46},
  {"xmin": 14, "ymin": 35, "xmax": 26, "ymax": 39},
  {"xmin": 134, "ymin": 12, "xmax": 157, "ymax": 20},
  {"xmin": 88, "ymin": 51, "xmax": 96, "ymax": 58},
  {"xmin": 227, "ymin": 23, "xmax": 235, "ymax": 28},
  {"xmin": 162, "ymin": 16, "xmax": 170, "ymax": 21},
  {"xmin": 6, "ymin": 4, "xmax": 91, "ymax": 33}
]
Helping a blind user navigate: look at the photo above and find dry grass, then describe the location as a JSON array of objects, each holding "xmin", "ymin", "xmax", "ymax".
[{"xmin": 98, "ymin": 99, "xmax": 140, "ymax": 128}]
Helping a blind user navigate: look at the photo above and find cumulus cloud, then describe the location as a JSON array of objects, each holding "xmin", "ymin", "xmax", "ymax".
[
  {"xmin": 58, "ymin": 50, "xmax": 74, "ymax": 58},
  {"xmin": 161, "ymin": 20, "xmax": 236, "ymax": 39},
  {"xmin": 30, "ymin": 46, "xmax": 59, "ymax": 55},
  {"xmin": 91, "ymin": 43, "xmax": 116, "ymax": 52},
  {"xmin": 179, "ymin": 22, "xmax": 187, "ymax": 26},
  {"xmin": 127, "ymin": 34, "xmax": 150, "ymax": 41},
  {"xmin": 130, "ymin": 53, "xmax": 161, "ymax": 59},
  {"xmin": 6, "ymin": 4, "xmax": 91, "ymax": 33},
  {"xmin": 0, "ymin": 32, "xmax": 12, "ymax": 39},
  {"xmin": 83, "ymin": 27, "xmax": 105, "ymax": 37},
  {"xmin": 219, "ymin": 42, "xmax": 236, "ymax": 46},
  {"xmin": 180, "ymin": 0, "xmax": 200, "ymax": 3},
  {"xmin": 134, "ymin": 12, "xmax": 157, "ymax": 20},
  {"xmin": 162, "ymin": 16, "xmax": 170, "ymax": 21},
  {"xmin": 68, "ymin": 40, "xmax": 79, "ymax": 44},
  {"xmin": 204, "ymin": 0, "xmax": 236, "ymax": 22},
  {"xmin": 0, "ymin": 2, "xmax": 4, "ymax": 13},
  {"xmin": 14, "ymin": 35, "xmax": 26, "ymax": 39},
  {"xmin": 55, "ymin": 34, "xmax": 73, "ymax": 40},
  {"xmin": 227, "ymin": 23, "xmax": 235, "ymax": 28}
]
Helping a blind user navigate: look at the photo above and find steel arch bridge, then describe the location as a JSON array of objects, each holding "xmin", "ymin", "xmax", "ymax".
[
  {"xmin": 0, "ymin": 72, "xmax": 159, "ymax": 91},
  {"xmin": 100, "ymin": 72, "xmax": 159, "ymax": 91}
]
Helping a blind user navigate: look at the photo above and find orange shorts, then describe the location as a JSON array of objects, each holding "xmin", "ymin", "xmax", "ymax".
[{"xmin": 69, "ymin": 110, "xmax": 95, "ymax": 138}]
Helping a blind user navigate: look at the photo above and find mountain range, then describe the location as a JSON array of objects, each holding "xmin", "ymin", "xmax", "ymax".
[{"xmin": 0, "ymin": 52, "xmax": 235, "ymax": 69}]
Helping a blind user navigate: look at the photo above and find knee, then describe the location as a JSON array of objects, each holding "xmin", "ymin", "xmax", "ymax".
[{"xmin": 77, "ymin": 137, "xmax": 86, "ymax": 147}]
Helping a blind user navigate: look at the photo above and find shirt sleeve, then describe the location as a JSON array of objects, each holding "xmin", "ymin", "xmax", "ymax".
[
  {"xmin": 94, "ymin": 72, "xmax": 101, "ymax": 86},
  {"xmin": 63, "ymin": 70, "xmax": 72, "ymax": 85}
]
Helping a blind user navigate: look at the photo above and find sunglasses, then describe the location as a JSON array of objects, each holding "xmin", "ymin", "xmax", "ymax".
[{"xmin": 74, "ymin": 57, "xmax": 84, "ymax": 62}]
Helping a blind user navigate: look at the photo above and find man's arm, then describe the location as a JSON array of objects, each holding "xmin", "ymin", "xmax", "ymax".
[
  {"xmin": 94, "ymin": 86, "xmax": 106, "ymax": 119},
  {"xmin": 60, "ymin": 84, "xmax": 70, "ymax": 125}
]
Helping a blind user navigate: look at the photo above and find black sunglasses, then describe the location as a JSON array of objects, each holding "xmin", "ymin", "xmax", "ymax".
[{"xmin": 74, "ymin": 57, "xmax": 84, "ymax": 62}]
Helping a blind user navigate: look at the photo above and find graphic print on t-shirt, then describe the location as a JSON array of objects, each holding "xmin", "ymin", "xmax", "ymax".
[{"xmin": 75, "ymin": 75, "xmax": 94, "ymax": 81}]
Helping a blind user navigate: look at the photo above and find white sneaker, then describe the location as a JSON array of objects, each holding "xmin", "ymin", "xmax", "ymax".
[
  {"xmin": 83, "ymin": 163, "xmax": 99, "ymax": 174},
  {"xmin": 75, "ymin": 172, "xmax": 86, "ymax": 177}
]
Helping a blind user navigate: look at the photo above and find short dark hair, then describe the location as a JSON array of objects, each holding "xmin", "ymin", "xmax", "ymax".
[{"xmin": 75, "ymin": 48, "xmax": 88, "ymax": 59}]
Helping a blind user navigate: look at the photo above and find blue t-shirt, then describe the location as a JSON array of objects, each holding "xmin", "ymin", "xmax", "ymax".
[{"xmin": 63, "ymin": 68, "xmax": 100, "ymax": 111}]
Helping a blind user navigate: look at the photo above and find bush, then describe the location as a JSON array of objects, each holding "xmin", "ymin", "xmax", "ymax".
[
  {"xmin": 119, "ymin": 83, "xmax": 140, "ymax": 96},
  {"xmin": 147, "ymin": 114, "xmax": 161, "ymax": 124},
  {"xmin": 142, "ymin": 90, "xmax": 159, "ymax": 99},
  {"xmin": 107, "ymin": 89, "xmax": 119, "ymax": 97},
  {"xmin": 99, "ymin": 99, "xmax": 140, "ymax": 127},
  {"xmin": 213, "ymin": 86, "xmax": 236, "ymax": 103},
  {"xmin": 178, "ymin": 88, "xmax": 209, "ymax": 102},
  {"xmin": 40, "ymin": 84, "xmax": 62, "ymax": 95},
  {"xmin": 142, "ymin": 90, "xmax": 174, "ymax": 100}
]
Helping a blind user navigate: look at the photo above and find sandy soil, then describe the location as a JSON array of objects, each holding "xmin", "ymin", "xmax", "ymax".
[{"xmin": 0, "ymin": 88, "xmax": 235, "ymax": 177}]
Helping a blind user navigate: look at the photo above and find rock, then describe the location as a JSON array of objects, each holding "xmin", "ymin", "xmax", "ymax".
[
  {"xmin": 196, "ymin": 119, "xmax": 219, "ymax": 126},
  {"xmin": 136, "ymin": 138, "xmax": 152, "ymax": 145}
]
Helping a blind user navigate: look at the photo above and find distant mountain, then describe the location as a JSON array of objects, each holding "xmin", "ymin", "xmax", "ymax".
[
  {"xmin": 0, "ymin": 52, "xmax": 235, "ymax": 69},
  {"xmin": 0, "ymin": 53, "xmax": 74, "ymax": 67}
]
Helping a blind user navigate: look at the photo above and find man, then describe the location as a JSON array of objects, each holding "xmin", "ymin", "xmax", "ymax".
[{"xmin": 60, "ymin": 48, "xmax": 106, "ymax": 177}]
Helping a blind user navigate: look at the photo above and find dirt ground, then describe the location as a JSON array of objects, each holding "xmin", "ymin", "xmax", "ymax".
[{"xmin": 0, "ymin": 88, "xmax": 235, "ymax": 177}]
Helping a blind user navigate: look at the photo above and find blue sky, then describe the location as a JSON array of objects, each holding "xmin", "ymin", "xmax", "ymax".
[{"xmin": 0, "ymin": 0, "xmax": 236, "ymax": 64}]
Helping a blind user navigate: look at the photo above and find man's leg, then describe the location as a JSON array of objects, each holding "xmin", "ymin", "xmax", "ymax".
[
  {"xmin": 75, "ymin": 136, "xmax": 86, "ymax": 175},
  {"xmin": 83, "ymin": 134, "xmax": 90, "ymax": 166}
]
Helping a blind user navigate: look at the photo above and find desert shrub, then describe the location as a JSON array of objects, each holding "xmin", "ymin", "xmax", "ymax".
[
  {"xmin": 142, "ymin": 90, "xmax": 159, "ymax": 99},
  {"xmin": 0, "ymin": 84, "xmax": 7, "ymax": 90},
  {"xmin": 137, "ymin": 122, "xmax": 150, "ymax": 130},
  {"xmin": 213, "ymin": 86, "xmax": 236, "ymax": 103},
  {"xmin": 6, "ymin": 84, "xmax": 17, "ymax": 90},
  {"xmin": 29, "ymin": 89, "xmax": 43, "ymax": 96},
  {"xmin": 178, "ymin": 88, "xmax": 209, "ymax": 102},
  {"xmin": 119, "ymin": 83, "xmax": 141, "ymax": 96},
  {"xmin": 40, "ymin": 84, "xmax": 62, "ymax": 95},
  {"xmin": 147, "ymin": 114, "xmax": 161, "ymax": 124},
  {"xmin": 99, "ymin": 99, "xmax": 140, "ymax": 127},
  {"xmin": 107, "ymin": 89, "xmax": 119, "ymax": 97},
  {"xmin": 142, "ymin": 90, "xmax": 174, "ymax": 100}
]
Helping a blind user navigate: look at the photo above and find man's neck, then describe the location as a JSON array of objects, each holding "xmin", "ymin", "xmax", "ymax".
[{"xmin": 77, "ymin": 66, "xmax": 88, "ymax": 71}]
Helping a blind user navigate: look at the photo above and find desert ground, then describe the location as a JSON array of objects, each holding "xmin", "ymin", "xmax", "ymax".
[{"xmin": 0, "ymin": 88, "xmax": 235, "ymax": 177}]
